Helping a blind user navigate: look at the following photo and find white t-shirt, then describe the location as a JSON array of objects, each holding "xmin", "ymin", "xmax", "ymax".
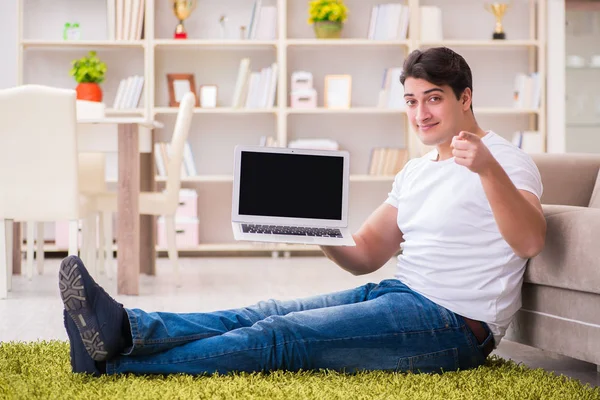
[{"xmin": 384, "ymin": 131, "xmax": 543, "ymax": 346}]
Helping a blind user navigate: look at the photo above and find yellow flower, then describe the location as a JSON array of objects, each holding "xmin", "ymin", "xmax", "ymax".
[{"xmin": 308, "ymin": 0, "xmax": 348, "ymax": 24}]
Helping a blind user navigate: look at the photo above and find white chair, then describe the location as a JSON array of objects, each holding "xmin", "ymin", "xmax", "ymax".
[
  {"xmin": 32, "ymin": 153, "xmax": 107, "ymax": 279},
  {"xmin": 0, "ymin": 85, "xmax": 98, "ymax": 299},
  {"xmin": 93, "ymin": 92, "xmax": 195, "ymax": 286}
]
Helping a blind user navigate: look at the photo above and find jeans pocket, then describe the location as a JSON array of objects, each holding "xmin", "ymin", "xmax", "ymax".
[{"xmin": 396, "ymin": 348, "xmax": 459, "ymax": 374}]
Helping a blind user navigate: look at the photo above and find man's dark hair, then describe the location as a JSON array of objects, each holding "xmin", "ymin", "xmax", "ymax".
[{"xmin": 400, "ymin": 47, "xmax": 473, "ymax": 109}]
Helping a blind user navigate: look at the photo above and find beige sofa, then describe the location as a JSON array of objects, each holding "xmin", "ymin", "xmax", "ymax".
[{"xmin": 505, "ymin": 153, "xmax": 600, "ymax": 369}]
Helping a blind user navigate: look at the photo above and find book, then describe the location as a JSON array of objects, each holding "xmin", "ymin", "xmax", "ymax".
[
  {"xmin": 106, "ymin": 0, "xmax": 115, "ymax": 40},
  {"xmin": 183, "ymin": 141, "xmax": 197, "ymax": 176},
  {"xmin": 232, "ymin": 58, "xmax": 251, "ymax": 108},
  {"xmin": 368, "ymin": 147, "xmax": 408, "ymax": 175}
]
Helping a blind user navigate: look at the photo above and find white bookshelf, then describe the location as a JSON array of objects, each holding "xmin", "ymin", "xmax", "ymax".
[{"xmin": 16, "ymin": 0, "xmax": 547, "ymax": 254}]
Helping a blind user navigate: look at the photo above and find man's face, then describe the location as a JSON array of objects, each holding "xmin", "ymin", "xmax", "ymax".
[{"xmin": 403, "ymin": 77, "xmax": 469, "ymax": 147}]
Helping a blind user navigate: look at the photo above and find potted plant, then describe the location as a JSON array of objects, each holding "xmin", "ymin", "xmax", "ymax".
[
  {"xmin": 69, "ymin": 50, "xmax": 107, "ymax": 102},
  {"xmin": 308, "ymin": 0, "xmax": 348, "ymax": 39}
]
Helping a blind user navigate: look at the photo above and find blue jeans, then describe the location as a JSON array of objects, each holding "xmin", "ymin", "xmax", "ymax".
[{"xmin": 106, "ymin": 279, "xmax": 492, "ymax": 375}]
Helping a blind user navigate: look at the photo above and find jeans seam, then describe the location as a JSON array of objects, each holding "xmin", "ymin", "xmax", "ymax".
[
  {"xmin": 118, "ymin": 327, "xmax": 458, "ymax": 366},
  {"xmin": 142, "ymin": 333, "xmax": 215, "ymax": 345},
  {"xmin": 435, "ymin": 305, "xmax": 451, "ymax": 327},
  {"xmin": 399, "ymin": 347, "xmax": 459, "ymax": 373}
]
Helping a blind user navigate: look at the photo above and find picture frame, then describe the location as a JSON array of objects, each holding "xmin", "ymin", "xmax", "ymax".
[
  {"xmin": 324, "ymin": 74, "xmax": 352, "ymax": 109},
  {"xmin": 167, "ymin": 73, "xmax": 199, "ymax": 107},
  {"xmin": 199, "ymin": 85, "xmax": 218, "ymax": 108}
]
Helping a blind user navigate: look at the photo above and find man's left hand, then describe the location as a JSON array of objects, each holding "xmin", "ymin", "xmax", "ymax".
[{"xmin": 451, "ymin": 131, "xmax": 494, "ymax": 174}]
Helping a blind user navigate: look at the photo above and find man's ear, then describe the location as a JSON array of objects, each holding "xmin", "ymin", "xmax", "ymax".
[{"xmin": 461, "ymin": 88, "xmax": 472, "ymax": 111}]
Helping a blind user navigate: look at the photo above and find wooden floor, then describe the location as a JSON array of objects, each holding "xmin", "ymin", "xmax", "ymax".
[{"xmin": 0, "ymin": 256, "xmax": 598, "ymax": 387}]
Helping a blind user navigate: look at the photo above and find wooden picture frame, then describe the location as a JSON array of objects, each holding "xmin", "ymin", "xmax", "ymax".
[
  {"xmin": 167, "ymin": 73, "xmax": 198, "ymax": 107},
  {"xmin": 199, "ymin": 85, "xmax": 218, "ymax": 108},
  {"xmin": 324, "ymin": 74, "xmax": 352, "ymax": 109}
]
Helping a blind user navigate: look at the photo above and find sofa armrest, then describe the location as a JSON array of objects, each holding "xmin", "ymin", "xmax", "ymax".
[{"xmin": 525, "ymin": 205, "xmax": 600, "ymax": 294}]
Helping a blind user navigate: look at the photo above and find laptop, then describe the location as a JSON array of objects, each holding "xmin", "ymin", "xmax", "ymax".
[{"xmin": 231, "ymin": 145, "xmax": 356, "ymax": 246}]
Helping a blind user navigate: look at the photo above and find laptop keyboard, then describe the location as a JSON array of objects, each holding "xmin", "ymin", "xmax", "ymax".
[{"xmin": 241, "ymin": 224, "xmax": 343, "ymax": 238}]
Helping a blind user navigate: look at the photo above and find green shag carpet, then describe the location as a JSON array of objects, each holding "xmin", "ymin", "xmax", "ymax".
[{"xmin": 0, "ymin": 341, "xmax": 598, "ymax": 400}]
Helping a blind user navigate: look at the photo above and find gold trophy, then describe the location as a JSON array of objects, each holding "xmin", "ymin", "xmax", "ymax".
[
  {"xmin": 171, "ymin": 0, "xmax": 197, "ymax": 39},
  {"xmin": 484, "ymin": 2, "xmax": 512, "ymax": 40}
]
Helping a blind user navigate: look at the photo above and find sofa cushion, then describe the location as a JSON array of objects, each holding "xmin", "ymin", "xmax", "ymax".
[{"xmin": 525, "ymin": 205, "xmax": 600, "ymax": 295}]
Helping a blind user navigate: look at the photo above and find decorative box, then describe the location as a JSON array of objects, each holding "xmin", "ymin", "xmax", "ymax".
[
  {"xmin": 290, "ymin": 89, "xmax": 318, "ymax": 109},
  {"xmin": 177, "ymin": 189, "xmax": 198, "ymax": 218},
  {"xmin": 290, "ymin": 71, "xmax": 313, "ymax": 92}
]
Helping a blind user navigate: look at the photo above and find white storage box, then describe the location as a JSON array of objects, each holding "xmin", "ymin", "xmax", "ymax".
[
  {"xmin": 157, "ymin": 217, "xmax": 199, "ymax": 248},
  {"xmin": 290, "ymin": 89, "xmax": 317, "ymax": 109},
  {"xmin": 177, "ymin": 189, "xmax": 198, "ymax": 218},
  {"xmin": 290, "ymin": 71, "xmax": 313, "ymax": 92}
]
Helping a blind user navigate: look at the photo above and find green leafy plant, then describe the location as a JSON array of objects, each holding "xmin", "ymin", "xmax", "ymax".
[
  {"xmin": 308, "ymin": 0, "xmax": 349, "ymax": 24},
  {"xmin": 69, "ymin": 50, "xmax": 107, "ymax": 84}
]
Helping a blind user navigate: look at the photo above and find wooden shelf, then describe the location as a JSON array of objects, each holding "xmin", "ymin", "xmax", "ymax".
[
  {"xmin": 154, "ymin": 107, "xmax": 277, "ymax": 115},
  {"xmin": 287, "ymin": 108, "xmax": 539, "ymax": 115},
  {"xmin": 474, "ymin": 107, "xmax": 541, "ymax": 115},
  {"xmin": 21, "ymin": 40, "xmax": 145, "ymax": 49},
  {"xmin": 105, "ymin": 108, "xmax": 145, "ymax": 115},
  {"xmin": 156, "ymin": 175, "xmax": 233, "ymax": 183},
  {"xmin": 419, "ymin": 40, "xmax": 539, "ymax": 48},
  {"xmin": 286, "ymin": 39, "xmax": 409, "ymax": 47},
  {"xmin": 286, "ymin": 107, "xmax": 405, "ymax": 114},
  {"xmin": 154, "ymin": 39, "xmax": 277, "ymax": 49}
]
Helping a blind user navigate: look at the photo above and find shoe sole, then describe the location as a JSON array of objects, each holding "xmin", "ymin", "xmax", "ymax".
[{"xmin": 59, "ymin": 257, "xmax": 109, "ymax": 361}]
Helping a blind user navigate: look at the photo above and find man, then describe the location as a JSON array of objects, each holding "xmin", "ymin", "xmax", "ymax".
[{"xmin": 59, "ymin": 47, "xmax": 545, "ymax": 376}]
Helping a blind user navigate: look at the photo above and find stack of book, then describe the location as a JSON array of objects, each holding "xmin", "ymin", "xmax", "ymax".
[
  {"xmin": 378, "ymin": 68, "xmax": 405, "ymax": 109},
  {"xmin": 247, "ymin": 0, "xmax": 278, "ymax": 40},
  {"xmin": 513, "ymin": 72, "xmax": 541, "ymax": 109},
  {"xmin": 112, "ymin": 75, "xmax": 144, "ymax": 109},
  {"xmin": 368, "ymin": 148, "xmax": 408, "ymax": 176},
  {"xmin": 367, "ymin": 3, "xmax": 410, "ymax": 40},
  {"xmin": 154, "ymin": 141, "xmax": 197, "ymax": 178},
  {"xmin": 231, "ymin": 58, "xmax": 278, "ymax": 108},
  {"xmin": 106, "ymin": 0, "xmax": 145, "ymax": 40}
]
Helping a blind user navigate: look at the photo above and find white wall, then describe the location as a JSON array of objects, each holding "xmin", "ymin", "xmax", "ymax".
[{"xmin": 0, "ymin": 1, "xmax": 18, "ymax": 89}]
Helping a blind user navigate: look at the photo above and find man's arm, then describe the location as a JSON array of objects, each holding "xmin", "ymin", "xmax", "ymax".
[
  {"xmin": 320, "ymin": 203, "xmax": 404, "ymax": 275},
  {"xmin": 478, "ymin": 161, "xmax": 546, "ymax": 259},
  {"xmin": 452, "ymin": 131, "xmax": 546, "ymax": 259}
]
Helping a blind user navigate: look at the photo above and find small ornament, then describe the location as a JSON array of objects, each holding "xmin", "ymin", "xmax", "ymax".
[
  {"xmin": 63, "ymin": 22, "xmax": 81, "ymax": 41},
  {"xmin": 219, "ymin": 15, "xmax": 229, "ymax": 39}
]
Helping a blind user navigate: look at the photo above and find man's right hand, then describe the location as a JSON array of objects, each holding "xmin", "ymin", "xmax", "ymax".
[{"xmin": 321, "ymin": 203, "xmax": 403, "ymax": 275}]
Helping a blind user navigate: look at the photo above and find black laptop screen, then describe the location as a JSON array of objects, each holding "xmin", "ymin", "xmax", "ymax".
[{"xmin": 238, "ymin": 151, "xmax": 344, "ymax": 220}]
